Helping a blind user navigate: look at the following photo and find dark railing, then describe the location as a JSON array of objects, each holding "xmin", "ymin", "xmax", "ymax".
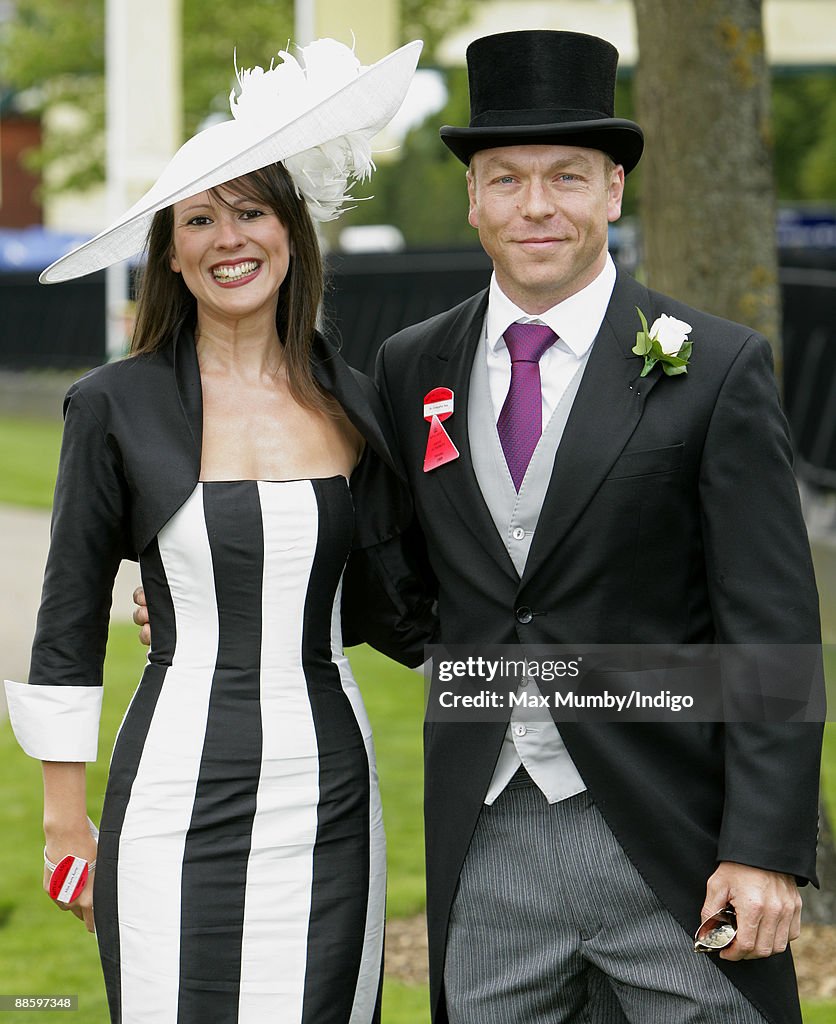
[
  {"xmin": 323, "ymin": 249, "xmax": 492, "ymax": 374},
  {"xmin": 781, "ymin": 264, "xmax": 836, "ymax": 489},
  {"xmin": 1, "ymin": 250, "xmax": 835, "ymax": 488},
  {"xmin": 0, "ymin": 269, "xmax": 106, "ymax": 370}
]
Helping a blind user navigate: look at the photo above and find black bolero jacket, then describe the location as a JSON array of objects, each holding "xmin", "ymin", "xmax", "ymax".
[{"xmin": 28, "ymin": 324, "xmax": 434, "ymax": 691}]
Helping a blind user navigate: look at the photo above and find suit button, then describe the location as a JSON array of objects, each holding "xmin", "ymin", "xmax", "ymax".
[
  {"xmin": 516, "ymin": 606, "xmax": 533, "ymax": 624},
  {"xmin": 512, "ymin": 527, "xmax": 525, "ymax": 541}
]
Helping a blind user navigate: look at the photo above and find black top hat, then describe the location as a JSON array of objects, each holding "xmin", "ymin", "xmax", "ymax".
[{"xmin": 440, "ymin": 30, "xmax": 643, "ymax": 173}]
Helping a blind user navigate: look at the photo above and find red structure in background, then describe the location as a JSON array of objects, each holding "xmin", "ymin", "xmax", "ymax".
[{"xmin": 0, "ymin": 114, "xmax": 42, "ymax": 227}]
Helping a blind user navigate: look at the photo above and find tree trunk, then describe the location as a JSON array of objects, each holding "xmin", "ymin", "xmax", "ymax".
[
  {"xmin": 808, "ymin": 803, "xmax": 836, "ymax": 925},
  {"xmin": 633, "ymin": 0, "xmax": 835, "ymax": 926},
  {"xmin": 632, "ymin": 0, "xmax": 782, "ymax": 373}
]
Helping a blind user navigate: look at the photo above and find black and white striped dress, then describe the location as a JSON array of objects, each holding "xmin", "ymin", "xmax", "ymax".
[{"xmin": 93, "ymin": 477, "xmax": 385, "ymax": 1023}]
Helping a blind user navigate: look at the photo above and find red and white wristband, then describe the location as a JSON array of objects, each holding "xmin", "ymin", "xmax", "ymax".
[{"xmin": 44, "ymin": 817, "xmax": 99, "ymax": 904}]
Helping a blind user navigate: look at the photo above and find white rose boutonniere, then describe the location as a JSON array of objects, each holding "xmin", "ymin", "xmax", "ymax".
[{"xmin": 632, "ymin": 308, "xmax": 693, "ymax": 377}]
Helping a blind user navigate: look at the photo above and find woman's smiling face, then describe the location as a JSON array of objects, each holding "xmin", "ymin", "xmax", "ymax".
[{"xmin": 169, "ymin": 184, "xmax": 291, "ymax": 327}]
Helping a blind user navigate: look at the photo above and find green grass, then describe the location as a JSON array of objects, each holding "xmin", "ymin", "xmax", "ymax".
[
  {"xmin": 0, "ymin": 417, "xmax": 63, "ymax": 509},
  {"xmin": 821, "ymin": 650, "xmax": 836, "ymax": 832},
  {"xmin": 381, "ymin": 980, "xmax": 431, "ymax": 1023},
  {"xmin": 825, "ymin": 729, "xmax": 836, "ymax": 830},
  {"xmin": 802, "ymin": 1004, "xmax": 836, "ymax": 1024},
  {"xmin": 349, "ymin": 644, "xmax": 426, "ymax": 917},
  {"xmin": 352, "ymin": 648, "xmax": 430, "ymax": 1020}
]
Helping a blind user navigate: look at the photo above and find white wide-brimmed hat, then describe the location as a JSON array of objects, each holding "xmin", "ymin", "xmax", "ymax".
[{"xmin": 41, "ymin": 38, "xmax": 422, "ymax": 284}]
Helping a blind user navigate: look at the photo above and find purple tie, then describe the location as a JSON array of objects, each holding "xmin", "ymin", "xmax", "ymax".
[{"xmin": 497, "ymin": 322, "xmax": 557, "ymax": 491}]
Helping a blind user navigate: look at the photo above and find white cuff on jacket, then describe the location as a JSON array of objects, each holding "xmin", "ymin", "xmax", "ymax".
[{"xmin": 4, "ymin": 680, "xmax": 102, "ymax": 762}]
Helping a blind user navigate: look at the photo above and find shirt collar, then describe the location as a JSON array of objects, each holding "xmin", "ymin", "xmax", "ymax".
[{"xmin": 486, "ymin": 252, "xmax": 617, "ymax": 358}]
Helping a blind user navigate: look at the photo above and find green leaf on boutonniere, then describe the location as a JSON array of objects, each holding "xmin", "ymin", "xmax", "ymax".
[
  {"xmin": 633, "ymin": 307, "xmax": 653, "ymax": 357},
  {"xmin": 636, "ymin": 307, "xmax": 649, "ymax": 334},
  {"xmin": 633, "ymin": 307, "xmax": 694, "ymax": 378}
]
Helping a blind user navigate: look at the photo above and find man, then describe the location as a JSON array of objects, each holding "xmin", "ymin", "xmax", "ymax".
[
  {"xmin": 359, "ymin": 28, "xmax": 823, "ymax": 1024},
  {"xmin": 136, "ymin": 29, "xmax": 822, "ymax": 1024}
]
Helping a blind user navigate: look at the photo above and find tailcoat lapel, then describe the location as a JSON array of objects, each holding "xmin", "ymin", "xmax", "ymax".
[
  {"xmin": 417, "ymin": 291, "xmax": 518, "ymax": 577},
  {"xmin": 522, "ymin": 273, "xmax": 664, "ymax": 585}
]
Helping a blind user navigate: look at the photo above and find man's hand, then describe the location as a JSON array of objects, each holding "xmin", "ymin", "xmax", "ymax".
[
  {"xmin": 702, "ymin": 861, "xmax": 801, "ymax": 960},
  {"xmin": 132, "ymin": 586, "xmax": 151, "ymax": 647}
]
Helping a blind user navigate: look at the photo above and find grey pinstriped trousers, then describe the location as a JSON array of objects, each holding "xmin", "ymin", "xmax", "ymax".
[{"xmin": 444, "ymin": 775, "xmax": 770, "ymax": 1023}]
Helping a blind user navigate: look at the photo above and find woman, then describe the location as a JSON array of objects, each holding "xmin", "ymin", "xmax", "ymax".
[{"xmin": 4, "ymin": 39, "xmax": 430, "ymax": 1023}]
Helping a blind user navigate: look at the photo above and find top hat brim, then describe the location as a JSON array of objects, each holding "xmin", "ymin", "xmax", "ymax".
[
  {"xmin": 40, "ymin": 40, "xmax": 423, "ymax": 284},
  {"xmin": 440, "ymin": 118, "xmax": 643, "ymax": 174}
]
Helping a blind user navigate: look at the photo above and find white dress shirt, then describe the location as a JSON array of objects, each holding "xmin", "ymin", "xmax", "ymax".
[
  {"xmin": 484, "ymin": 253, "xmax": 617, "ymax": 421},
  {"xmin": 482, "ymin": 254, "xmax": 617, "ymax": 805}
]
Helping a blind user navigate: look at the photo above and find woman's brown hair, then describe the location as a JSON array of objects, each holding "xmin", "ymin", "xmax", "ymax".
[{"xmin": 130, "ymin": 161, "xmax": 333, "ymax": 413}]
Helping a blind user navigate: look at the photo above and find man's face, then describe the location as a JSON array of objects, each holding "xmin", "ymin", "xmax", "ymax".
[{"xmin": 467, "ymin": 144, "xmax": 625, "ymax": 314}]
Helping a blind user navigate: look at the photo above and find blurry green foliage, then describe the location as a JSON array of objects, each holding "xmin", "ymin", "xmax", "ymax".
[
  {"xmin": 400, "ymin": 0, "xmax": 473, "ymax": 60},
  {"xmin": 772, "ymin": 72, "xmax": 836, "ymax": 203},
  {"xmin": 0, "ymin": 0, "xmax": 471, "ymax": 194},
  {"xmin": 339, "ymin": 66, "xmax": 474, "ymax": 247},
  {"xmin": 1, "ymin": 0, "xmax": 106, "ymax": 192},
  {"xmin": 1, "ymin": 0, "xmax": 299, "ymax": 192}
]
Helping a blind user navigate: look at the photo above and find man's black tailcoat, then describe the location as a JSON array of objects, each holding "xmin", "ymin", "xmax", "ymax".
[{"xmin": 369, "ymin": 270, "xmax": 823, "ymax": 1024}]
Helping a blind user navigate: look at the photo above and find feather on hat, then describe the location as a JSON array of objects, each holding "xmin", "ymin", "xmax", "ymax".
[{"xmin": 41, "ymin": 38, "xmax": 422, "ymax": 284}]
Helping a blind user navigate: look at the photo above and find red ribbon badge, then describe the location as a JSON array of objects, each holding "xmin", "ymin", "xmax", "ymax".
[
  {"xmin": 423, "ymin": 387, "xmax": 460, "ymax": 472},
  {"xmin": 48, "ymin": 855, "xmax": 90, "ymax": 904}
]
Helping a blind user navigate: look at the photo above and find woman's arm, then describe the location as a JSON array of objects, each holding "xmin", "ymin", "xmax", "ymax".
[
  {"xmin": 5, "ymin": 383, "xmax": 130, "ymax": 928},
  {"xmin": 5, "ymin": 385, "xmax": 130, "ymax": 757}
]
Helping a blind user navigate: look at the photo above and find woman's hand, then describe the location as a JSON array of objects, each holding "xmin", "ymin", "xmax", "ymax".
[
  {"xmin": 43, "ymin": 825, "xmax": 98, "ymax": 933},
  {"xmin": 42, "ymin": 763, "xmax": 98, "ymax": 934}
]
